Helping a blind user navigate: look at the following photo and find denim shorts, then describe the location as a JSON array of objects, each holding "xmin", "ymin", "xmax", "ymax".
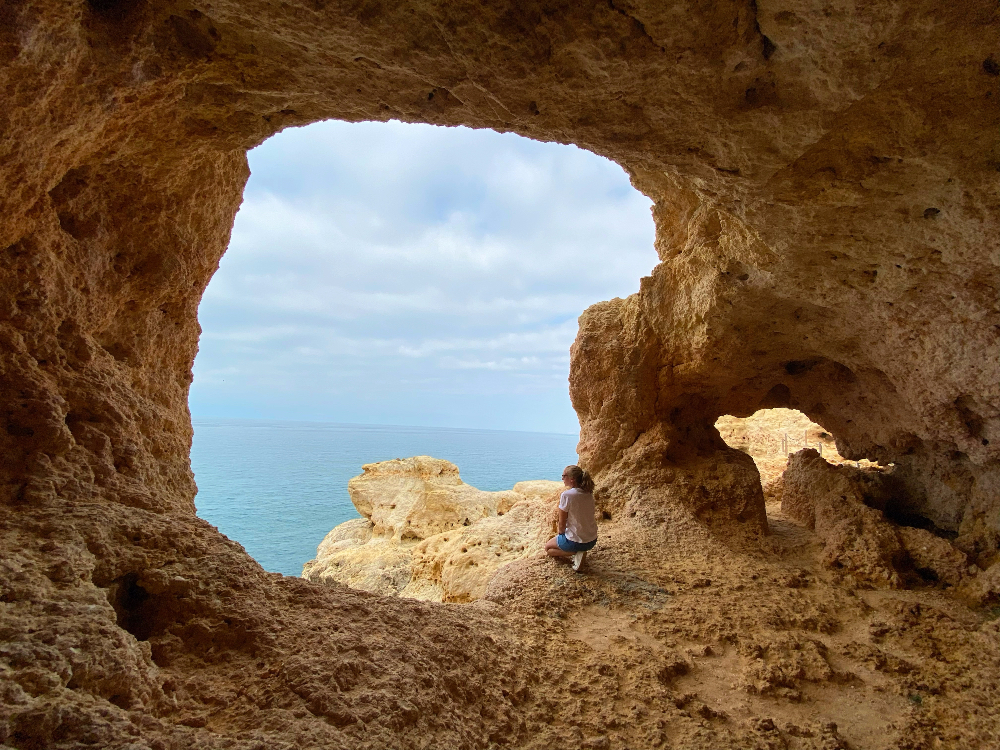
[{"xmin": 557, "ymin": 534, "xmax": 597, "ymax": 553}]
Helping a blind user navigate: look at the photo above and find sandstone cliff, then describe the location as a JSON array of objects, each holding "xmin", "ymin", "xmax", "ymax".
[
  {"xmin": 302, "ymin": 457, "xmax": 563, "ymax": 602},
  {"xmin": 2, "ymin": 1, "xmax": 999, "ymax": 748}
]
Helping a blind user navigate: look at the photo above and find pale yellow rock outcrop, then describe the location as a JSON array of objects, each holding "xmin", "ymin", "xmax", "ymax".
[
  {"xmin": 348, "ymin": 456, "xmax": 523, "ymax": 540},
  {"xmin": 302, "ymin": 457, "xmax": 563, "ymax": 603}
]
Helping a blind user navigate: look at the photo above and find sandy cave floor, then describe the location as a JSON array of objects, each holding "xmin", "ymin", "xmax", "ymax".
[
  {"xmin": 468, "ymin": 503, "xmax": 1000, "ymax": 750},
  {"xmin": 3, "ymin": 493, "xmax": 998, "ymax": 749}
]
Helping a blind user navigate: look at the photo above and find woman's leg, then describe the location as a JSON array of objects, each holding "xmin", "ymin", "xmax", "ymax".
[{"xmin": 545, "ymin": 536, "xmax": 573, "ymax": 558}]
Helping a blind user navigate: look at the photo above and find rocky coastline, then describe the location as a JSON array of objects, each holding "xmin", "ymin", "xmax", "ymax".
[{"xmin": 302, "ymin": 456, "xmax": 563, "ymax": 602}]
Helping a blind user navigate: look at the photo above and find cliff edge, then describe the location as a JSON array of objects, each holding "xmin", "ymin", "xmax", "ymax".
[{"xmin": 302, "ymin": 457, "xmax": 563, "ymax": 602}]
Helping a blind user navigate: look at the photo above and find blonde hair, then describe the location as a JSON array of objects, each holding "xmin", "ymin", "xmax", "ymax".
[{"xmin": 564, "ymin": 465, "xmax": 595, "ymax": 493}]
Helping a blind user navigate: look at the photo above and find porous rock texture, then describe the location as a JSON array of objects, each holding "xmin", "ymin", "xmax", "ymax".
[
  {"xmin": 302, "ymin": 457, "xmax": 562, "ymax": 602},
  {"xmin": 2, "ymin": 0, "xmax": 1000, "ymax": 748},
  {"xmin": 780, "ymin": 449, "xmax": 973, "ymax": 590}
]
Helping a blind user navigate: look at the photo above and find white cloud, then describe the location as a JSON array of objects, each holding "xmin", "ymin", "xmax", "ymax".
[{"xmin": 190, "ymin": 120, "xmax": 656, "ymax": 433}]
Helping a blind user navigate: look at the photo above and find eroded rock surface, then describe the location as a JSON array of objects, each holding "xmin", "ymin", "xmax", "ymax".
[
  {"xmin": 347, "ymin": 457, "xmax": 523, "ymax": 541},
  {"xmin": 2, "ymin": 0, "xmax": 999, "ymax": 747},
  {"xmin": 302, "ymin": 458, "xmax": 562, "ymax": 602},
  {"xmin": 781, "ymin": 449, "xmax": 974, "ymax": 590}
]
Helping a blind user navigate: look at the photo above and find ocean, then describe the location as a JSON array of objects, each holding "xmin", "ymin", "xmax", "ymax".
[{"xmin": 191, "ymin": 419, "xmax": 579, "ymax": 576}]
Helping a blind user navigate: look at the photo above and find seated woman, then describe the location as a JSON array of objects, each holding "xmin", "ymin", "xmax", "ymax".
[{"xmin": 544, "ymin": 464, "xmax": 598, "ymax": 572}]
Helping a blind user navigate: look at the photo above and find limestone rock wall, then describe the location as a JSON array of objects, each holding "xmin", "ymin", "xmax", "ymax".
[
  {"xmin": 781, "ymin": 449, "xmax": 975, "ymax": 590},
  {"xmin": 575, "ymin": 7, "xmax": 1000, "ymax": 543},
  {"xmin": 2, "ymin": 0, "xmax": 999, "ymax": 747},
  {"xmin": 571, "ymin": 147, "xmax": 1000, "ymax": 538}
]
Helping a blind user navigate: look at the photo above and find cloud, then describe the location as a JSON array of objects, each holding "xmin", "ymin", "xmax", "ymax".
[{"xmin": 190, "ymin": 120, "xmax": 657, "ymax": 433}]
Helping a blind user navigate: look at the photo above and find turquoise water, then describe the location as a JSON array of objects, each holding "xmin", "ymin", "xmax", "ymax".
[{"xmin": 191, "ymin": 419, "xmax": 579, "ymax": 576}]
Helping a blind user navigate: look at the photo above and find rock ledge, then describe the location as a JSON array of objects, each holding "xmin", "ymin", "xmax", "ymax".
[{"xmin": 302, "ymin": 457, "xmax": 563, "ymax": 602}]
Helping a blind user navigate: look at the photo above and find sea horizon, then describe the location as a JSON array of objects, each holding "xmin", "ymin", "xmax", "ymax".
[
  {"xmin": 190, "ymin": 418, "xmax": 580, "ymax": 576},
  {"xmin": 191, "ymin": 415, "xmax": 580, "ymax": 438}
]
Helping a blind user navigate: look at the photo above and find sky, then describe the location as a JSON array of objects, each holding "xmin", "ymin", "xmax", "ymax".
[{"xmin": 189, "ymin": 120, "xmax": 658, "ymax": 434}]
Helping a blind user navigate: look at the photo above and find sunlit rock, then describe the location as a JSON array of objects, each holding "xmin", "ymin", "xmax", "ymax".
[
  {"xmin": 348, "ymin": 456, "xmax": 522, "ymax": 540},
  {"xmin": 303, "ymin": 458, "xmax": 562, "ymax": 602}
]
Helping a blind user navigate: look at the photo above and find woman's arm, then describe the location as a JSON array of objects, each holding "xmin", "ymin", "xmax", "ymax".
[{"xmin": 557, "ymin": 508, "xmax": 568, "ymax": 536}]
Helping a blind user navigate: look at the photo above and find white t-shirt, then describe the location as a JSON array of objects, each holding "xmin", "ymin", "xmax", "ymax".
[{"xmin": 558, "ymin": 487, "xmax": 598, "ymax": 544}]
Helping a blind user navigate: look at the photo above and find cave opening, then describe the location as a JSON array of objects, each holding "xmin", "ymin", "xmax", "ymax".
[
  {"xmin": 2, "ymin": 4, "xmax": 998, "ymax": 747},
  {"xmin": 188, "ymin": 119, "xmax": 659, "ymax": 577},
  {"xmin": 715, "ymin": 407, "xmax": 877, "ymax": 498},
  {"xmin": 107, "ymin": 572, "xmax": 155, "ymax": 641},
  {"xmin": 716, "ymin": 408, "xmax": 967, "ymax": 550}
]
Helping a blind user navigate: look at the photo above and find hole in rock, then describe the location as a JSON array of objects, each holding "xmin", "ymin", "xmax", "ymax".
[
  {"xmin": 881, "ymin": 507, "xmax": 959, "ymax": 541},
  {"xmin": 715, "ymin": 408, "xmax": 876, "ymax": 496},
  {"xmin": 717, "ymin": 409, "xmax": 960, "ymax": 544},
  {"xmin": 108, "ymin": 572, "xmax": 156, "ymax": 641},
  {"xmin": 189, "ymin": 120, "xmax": 657, "ymax": 577},
  {"xmin": 87, "ymin": 0, "xmax": 133, "ymax": 16}
]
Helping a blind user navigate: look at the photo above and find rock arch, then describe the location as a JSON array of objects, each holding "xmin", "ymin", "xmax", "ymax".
[{"xmin": 2, "ymin": 1, "xmax": 998, "ymax": 746}]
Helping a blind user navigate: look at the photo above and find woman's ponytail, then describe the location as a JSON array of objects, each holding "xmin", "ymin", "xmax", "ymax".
[{"xmin": 565, "ymin": 465, "xmax": 595, "ymax": 493}]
